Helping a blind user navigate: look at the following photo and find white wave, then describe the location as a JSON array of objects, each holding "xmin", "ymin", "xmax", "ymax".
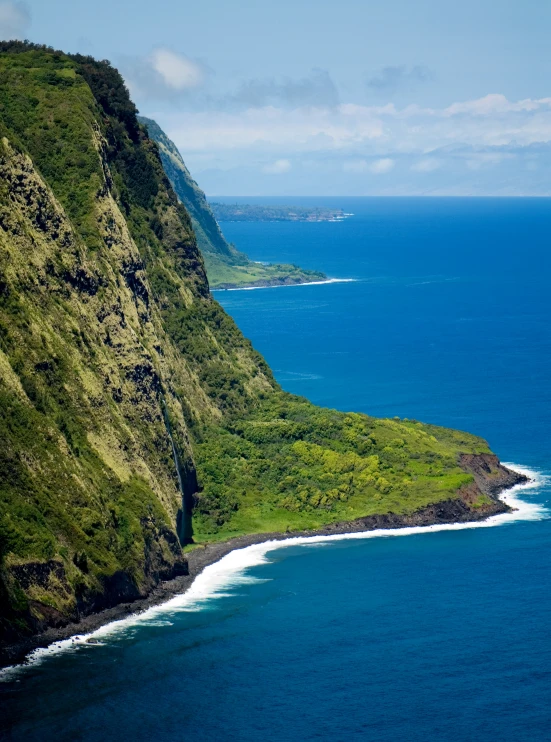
[
  {"xmin": 1, "ymin": 464, "xmax": 547, "ymax": 682},
  {"xmin": 213, "ymin": 278, "xmax": 356, "ymax": 292},
  {"xmin": 275, "ymin": 370, "xmax": 323, "ymax": 382}
]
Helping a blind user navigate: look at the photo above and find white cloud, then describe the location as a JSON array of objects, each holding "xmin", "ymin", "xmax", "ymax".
[
  {"xmin": 161, "ymin": 93, "xmax": 551, "ymax": 161},
  {"xmin": 343, "ymin": 158, "xmax": 395, "ymax": 174},
  {"xmin": 445, "ymin": 93, "xmax": 551, "ymax": 117},
  {"xmin": 164, "ymin": 106, "xmax": 384, "ymax": 153},
  {"xmin": 370, "ymin": 158, "xmax": 394, "ymax": 174},
  {"xmin": 150, "ymin": 49, "xmax": 204, "ymax": 91},
  {"xmin": 411, "ymin": 158, "xmax": 441, "ymax": 172},
  {"xmin": 154, "ymin": 92, "xmax": 551, "ymax": 195},
  {"xmin": 122, "ymin": 48, "xmax": 206, "ymax": 100},
  {"xmin": 0, "ymin": 1, "xmax": 30, "ymax": 39},
  {"xmin": 263, "ymin": 159, "xmax": 292, "ymax": 174}
]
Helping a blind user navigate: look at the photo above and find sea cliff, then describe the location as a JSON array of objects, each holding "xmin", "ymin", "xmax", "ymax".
[
  {"xmin": 0, "ymin": 454, "xmax": 526, "ymax": 666},
  {"xmin": 0, "ymin": 42, "xmax": 527, "ymax": 664}
]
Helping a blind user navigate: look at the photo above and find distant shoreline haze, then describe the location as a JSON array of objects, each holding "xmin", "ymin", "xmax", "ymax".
[{"xmin": 210, "ymin": 202, "xmax": 350, "ymax": 222}]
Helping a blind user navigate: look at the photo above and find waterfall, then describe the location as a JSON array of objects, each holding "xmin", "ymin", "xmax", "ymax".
[{"xmin": 161, "ymin": 400, "xmax": 194, "ymax": 544}]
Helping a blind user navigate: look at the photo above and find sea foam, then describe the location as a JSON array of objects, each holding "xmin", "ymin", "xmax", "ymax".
[{"xmin": 1, "ymin": 464, "xmax": 547, "ymax": 681}]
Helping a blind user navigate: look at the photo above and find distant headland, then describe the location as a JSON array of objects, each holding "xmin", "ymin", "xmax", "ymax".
[{"xmin": 210, "ymin": 202, "xmax": 352, "ymax": 223}]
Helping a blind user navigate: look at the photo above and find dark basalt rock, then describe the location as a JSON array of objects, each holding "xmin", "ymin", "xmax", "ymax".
[
  {"xmin": 459, "ymin": 453, "xmax": 528, "ymax": 496},
  {"xmin": 62, "ymin": 266, "xmax": 100, "ymax": 295},
  {"xmin": 9, "ymin": 559, "xmax": 68, "ymax": 592}
]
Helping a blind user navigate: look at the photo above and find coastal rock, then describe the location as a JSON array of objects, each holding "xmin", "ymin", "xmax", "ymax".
[{"xmin": 459, "ymin": 453, "xmax": 527, "ymax": 496}]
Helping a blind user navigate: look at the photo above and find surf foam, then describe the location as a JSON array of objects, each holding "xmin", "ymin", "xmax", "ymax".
[{"xmin": 1, "ymin": 464, "xmax": 547, "ymax": 681}]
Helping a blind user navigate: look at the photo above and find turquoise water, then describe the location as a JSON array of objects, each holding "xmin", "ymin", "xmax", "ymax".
[{"xmin": 2, "ymin": 198, "xmax": 551, "ymax": 741}]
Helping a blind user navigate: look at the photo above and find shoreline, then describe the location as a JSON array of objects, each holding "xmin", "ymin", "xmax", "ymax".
[
  {"xmin": 0, "ymin": 461, "xmax": 544, "ymax": 675},
  {"xmin": 212, "ymin": 277, "xmax": 356, "ymax": 292}
]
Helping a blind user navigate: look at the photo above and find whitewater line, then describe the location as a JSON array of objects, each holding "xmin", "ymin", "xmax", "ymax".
[
  {"xmin": 0, "ymin": 464, "xmax": 547, "ymax": 681},
  {"xmin": 212, "ymin": 278, "xmax": 357, "ymax": 292}
]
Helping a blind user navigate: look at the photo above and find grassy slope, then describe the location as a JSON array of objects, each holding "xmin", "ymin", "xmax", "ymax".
[
  {"xmin": 138, "ymin": 117, "xmax": 326, "ymax": 289},
  {"xmin": 0, "ymin": 44, "xmax": 494, "ymax": 641},
  {"xmin": 192, "ymin": 396, "xmax": 490, "ymax": 541},
  {"xmin": 205, "ymin": 260, "xmax": 327, "ymax": 291}
]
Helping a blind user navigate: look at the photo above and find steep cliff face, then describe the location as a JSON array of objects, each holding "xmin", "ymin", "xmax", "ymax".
[
  {"xmin": 0, "ymin": 44, "xmax": 274, "ymax": 643},
  {"xmin": 137, "ymin": 117, "xmax": 243, "ymax": 266},
  {"xmin": 0, "ymin": 138, "xmax": 193, "ymax": 637},
  {"xmin": 0, "ymin": 43, "xmax": 521, "ymax": 652},
  {"xmin": 138, "ymin": 116, "xmax": 327, "ymax": 289}
]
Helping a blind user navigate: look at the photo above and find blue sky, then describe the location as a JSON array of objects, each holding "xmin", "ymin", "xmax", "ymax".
[{"xmin": 2, "ymin": 0, "xmax": 551, "ymax": 195}]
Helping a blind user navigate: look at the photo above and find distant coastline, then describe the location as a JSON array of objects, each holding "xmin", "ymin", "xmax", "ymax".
[
  {"xmin": 211, "ymin": 202, "xmax": 353, "ymax": 223},
  {"xmin": 138, "ymin": 117, "xmax": 330, "ymax": 292},
  {"xmin": 212, "ymin": 277, "xmax": 356, "ymax": 291}
]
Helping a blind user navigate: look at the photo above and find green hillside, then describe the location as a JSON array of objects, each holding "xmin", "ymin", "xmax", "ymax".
[
  {"xmin": 0, "ymin": 42, "xmax": 505, "ymax": 648},
  {"xmin": 138, "ymin": 116, "xmax": 327, "ymax": 289}
]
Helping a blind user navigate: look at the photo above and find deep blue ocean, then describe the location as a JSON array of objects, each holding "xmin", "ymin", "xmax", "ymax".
[{"xmin": 2, "ymin": 198, "xmax": 551, "ymax": 741}]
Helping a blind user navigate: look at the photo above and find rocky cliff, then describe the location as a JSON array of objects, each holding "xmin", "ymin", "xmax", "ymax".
[
  {"xmin": 0, "ymin": 43, "xmax": 275, "ymax": 646},
  {"xmin": 0, "ymin": 42, "xmax": 525, "ymax": 656},
  {"xmin": 138, "ymin": 116, "xmax": 327, "ymax": 289}
]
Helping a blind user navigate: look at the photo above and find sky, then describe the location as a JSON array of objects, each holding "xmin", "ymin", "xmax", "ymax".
[{"xmin": 2, "ymin": 0, "xmax": 551, "ymax": 195}]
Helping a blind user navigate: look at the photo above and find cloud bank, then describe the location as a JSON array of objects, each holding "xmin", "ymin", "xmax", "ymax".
[
  {"xmin": 125, "ymin": 46, "xmax": 551, "ymax": 195},
  {"xmin": 161, "ymin": 94, "xmax": 551, "ymax": 153},
  {"xmin": 152, "ymin": 92, "xmax": 551, "ymax": 195}
]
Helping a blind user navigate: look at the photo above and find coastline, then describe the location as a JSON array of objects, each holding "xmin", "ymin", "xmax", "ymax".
[
  {"xmin": 212, "ymin": 277, "xmax": 356, "ymax": 292},
  {"xmin": 0, "ymin": 460, "xmax": 543, "ymax": 674}
]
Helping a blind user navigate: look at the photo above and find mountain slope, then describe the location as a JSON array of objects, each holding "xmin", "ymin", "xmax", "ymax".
[
  {"xmin": 138, "ymin": 116, "xmax": 327, "ymax": 289},
  {"xmin": 0, "ymin": 43, "xmax": 275, "ymax": 644},
  {"xmin": 0, "ymin": 43, "xmax": 520, "ymax": 655}
]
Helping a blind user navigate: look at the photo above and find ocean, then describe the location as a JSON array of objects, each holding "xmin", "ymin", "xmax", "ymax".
[{"xmin": 2, "ymin": 198, "xmax": 551, "ymax": 741}]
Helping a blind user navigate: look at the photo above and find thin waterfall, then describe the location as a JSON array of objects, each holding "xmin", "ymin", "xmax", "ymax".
[{"xmin": 161, "ymin": 399, "xmax": 194, "ymax": 544}]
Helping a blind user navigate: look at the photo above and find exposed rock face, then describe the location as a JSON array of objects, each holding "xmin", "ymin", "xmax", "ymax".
[
  {"xmin": 459, "ymin": 453, "xmax": 527, "ymax": 496},
  {"xmin": 0, "ymin": 49, "xmax": 275, "ymax": 649}
]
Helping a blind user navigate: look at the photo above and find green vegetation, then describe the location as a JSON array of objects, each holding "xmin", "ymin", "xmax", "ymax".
[
  {"xmin": 211, "ymin": 202, "xmax": 348, "ymax": 223},
  {"xmin": 0, "ymin": 42, "xmax": 497, "ymax": 643},
  {"xmin": 193, "ymin": 397, "xmax": 488, "ymax": 539},
  {"xmin": 138, "ymin": 117, "xmax": 327, "ymax": 289},
  {"xmin": 206, "ymin": 261, "xmax": 326, "ymax": 292}
]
